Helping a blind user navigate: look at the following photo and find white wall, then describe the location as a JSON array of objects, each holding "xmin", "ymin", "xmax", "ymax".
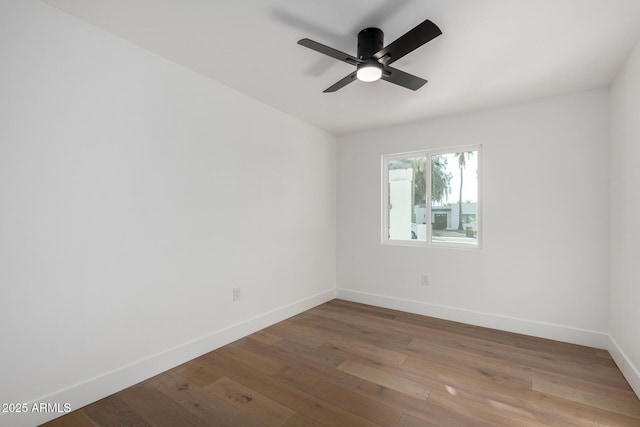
[
  {"xmin": 0, "ymin": 1, "xmax": 336, "ymax": 425},
  {"xmin": 337, "ymin": 89, "xmax": 610, "ymax": 348},
  {"xmin": 609, "ymin": 39, "xmax": 640, "ymax": 397}
]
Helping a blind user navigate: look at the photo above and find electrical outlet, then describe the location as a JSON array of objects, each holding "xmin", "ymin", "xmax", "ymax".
[
  {"xmin": 421, "ymin": 275, "xmax": 429, "ymax": 286},
  {"xmin": 233, "ymin": 287, "xmax": 241, "ymax": 301}
]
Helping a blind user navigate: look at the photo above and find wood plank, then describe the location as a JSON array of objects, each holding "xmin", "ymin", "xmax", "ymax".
[
  {"xmin": 249, "ymin": 329, "xmax": 284, "ymax": 346},
  {"xmin": 337, "ymin": 360, "xmax": 431, "ymax": 400},
  {"xmin": 285, "ymin": 316, "xmax": 411, "ymax": 365},
  {"xmin": 264, "ymin": 323, "xmax": 326, "ymax": 348},
  {"xmin": 206, "ymin": 376, "xmax": 295, "ymax": 427},
  {"xmin": 402, "ymin": 354, "xmax": 531, "ymax": 394},
  {"xmin": 304, "ymin": 312, "xmax": 414, "ymax": 346},
  {"xmin": 427, "ymin": 388, "xmax": 546, "ymax": 427},
  {"xmin": 273, "ymin": 339, "xmax": 345, "ymax": 368},
  {"xmin": 282, "ymin": 413, "xmax": 326, "ymax": 427},
  {"xmin": 177, "ymin": 359, "xmax": 225, "ymax": 388},
  {"xmin": 400, "ymin": 337, "xmax": 533, "ymax": 386},
  {"xmin": 237, "ymin": 336, "xmax": 362, "ymax": 390},
  {"xmin": 213, "ymin": 345, "xmax": 285, "ymax": 376},
  {"xmin": 532, "ymin": 369, "xmax": 640, "ymax": 418},
  {"xmin": 80, "ymin": 395, "xmax": 150, "ymax": 427},
  {"xmin": 396, "ymin": 413, "xmax": 439, "ymax": 427},
  {"xmin": 424, "ymin": 380, "xmax": 624, "ymax": 427},
  {"xmin": 289, "ymin": 317, "xmax": 409, "ymax": 364},
  {"xmin": 408, "ymin": 333, "xmax": 559, "ymax": 373},
  {"xmin": 545, "ymin": 356, "xmax": 628, "ymax": 389},
  {"xmin": 40, "ymin": 408, "xmax": 98, "ymax": 427},
  {"xmin": 199, "ymin": 350, "xmax": 379, "ymax": 427},
  {"xmin": 409, "ymin": 333, "xmax": 623, "ymax": 390},
  {"xmin": 275, "ymin": 365, "xmax": 402, "ymax": 427},
  {"xmin": 355, "ymin": 380, "xmax": 488, "ymax": 427},
  {"xmin": 319, "ymin": 338, "xmax": 408, "ymax": 366},
  {"xmin": 151, "ymin": 371, "xmax": 265, "ymax": 427},
  {"xmin": 311, "ymin": 305, "xmax": 421, "ymax": 342},
  {"xmin": 118, "ymin": 383, "xmax": 210, "ymax": 426},
  {"xmin": 595, "ymin": 349, "xmax": 612, "ymax": 359}
]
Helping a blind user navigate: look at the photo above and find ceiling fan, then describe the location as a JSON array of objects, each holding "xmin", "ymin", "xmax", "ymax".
[{"xmin": 298, "ymin": 19, "xmax": 442, "ymax": 93}]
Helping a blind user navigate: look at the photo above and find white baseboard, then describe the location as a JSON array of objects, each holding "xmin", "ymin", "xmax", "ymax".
[
  {"xmin": 608, "ymin": 335, "xmax": 640, "ymax": 399},
  {"xmin": 336, "ymin": 288, "xmax": 609, "ymax": 349},
  {"xmin": 7, "ymin": 288, "xmax": 335, "ymax": 427}
]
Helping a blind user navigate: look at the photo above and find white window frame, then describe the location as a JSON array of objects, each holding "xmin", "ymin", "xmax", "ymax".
[{"xmin": 381, "ymin": 144, "xmax": 482, "ymax": 249}]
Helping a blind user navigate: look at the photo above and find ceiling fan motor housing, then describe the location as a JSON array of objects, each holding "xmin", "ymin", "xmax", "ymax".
[{"xmin": 357, "ymin": 28, "xmax": 384, "ymax": 59}]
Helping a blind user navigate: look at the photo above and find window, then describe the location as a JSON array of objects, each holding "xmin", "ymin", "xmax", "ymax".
[{"xmin": 382, "ymin": 145, "xmax": 481, "ymax": 247}]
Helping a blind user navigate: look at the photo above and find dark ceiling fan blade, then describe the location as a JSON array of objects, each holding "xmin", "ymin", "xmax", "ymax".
[
  {"xmin": 298, "ymin": 39, "xmax": 362, "ymax": 66},
  {"xmin": 381, "ymin": 66, "xmax": 427, "ymax": 91},
  {"xmin": 373, "ymin": 19, "xmax": 441, "ymax": 65},
  {"xmin": 323, "ymin": 71, "xmax": 358, "ymax": 92}
]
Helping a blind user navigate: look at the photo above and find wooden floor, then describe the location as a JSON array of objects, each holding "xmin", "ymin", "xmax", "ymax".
[{"xmin": 44, "ymin": 299, "xmax": 640, "ymax": 426}]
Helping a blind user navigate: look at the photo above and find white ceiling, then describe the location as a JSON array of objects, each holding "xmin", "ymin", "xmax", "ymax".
[{"xmin": 44, "ymin": 0, "xmax": 640, "ymax": 135}]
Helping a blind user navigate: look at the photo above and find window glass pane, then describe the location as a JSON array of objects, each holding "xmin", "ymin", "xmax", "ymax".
[
  {"xmin": 431, "ymin": 151, "xmax": 478, "ymax": 245},
  {"xmin": 387, "ymin": 157, "xmax": 427, "ymax": 241}
]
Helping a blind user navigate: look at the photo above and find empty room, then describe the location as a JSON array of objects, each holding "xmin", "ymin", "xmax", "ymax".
[{"xmin": 1, "ymin": 0, "xmax": 640, "ymax": 426}]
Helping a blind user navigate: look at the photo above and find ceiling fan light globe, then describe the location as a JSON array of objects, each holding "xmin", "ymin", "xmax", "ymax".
[{"xmin": 356, "ymin": 65, "xmax": 382, "ymax": 82}]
